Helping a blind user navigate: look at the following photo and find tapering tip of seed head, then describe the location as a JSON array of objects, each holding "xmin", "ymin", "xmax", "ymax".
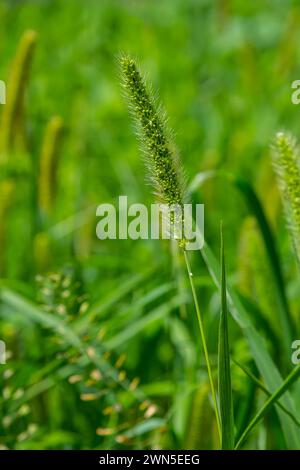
[
  {"xmin": 23, "ymin": 30, "xmax": 38, "ymax": 46},
  {"xmin": 276, "ymin": 131, "xmax": 284, "ymax": 140},
  {"xmin": 274, "ymin": 131, "xmax": 295, "ymax": 151},
  {"xmin": 120, "ymin": 55, "xmax": 135, "ymax": 73},
  {"xmin": 119, "ymin": 55, "xmax": 140, "ymax": 92},
  {"xmin": 272, "ymin": 131, "xmax": 298, "ymax": 168}
]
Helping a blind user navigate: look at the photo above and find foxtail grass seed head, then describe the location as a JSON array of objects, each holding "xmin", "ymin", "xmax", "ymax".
[
  {"xmin": 38, "ymin": 115, "xmax": 64, "ymax": 216},
  {"xmin": 185, "ymin": 383, "xmax": 216, "ymax": 450},
  {"xmin": 272, "ymin": 132, "xmax": 300, "ymax": 267},
  {"xmin": 120, "ymin": 56, "xmax": 186, "ymax": 244},
  {"xmin": 0, "ymin": 30, "xmax": 38, "ymax": 158}
]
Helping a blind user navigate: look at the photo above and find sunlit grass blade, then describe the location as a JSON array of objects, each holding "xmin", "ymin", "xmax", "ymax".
[
  {"xmin": 235, "ymin": 365, "xmax": 300, "ymax": 449},
  {"xmin": 218, "ymin": 224, "xmax": 235, "ymax": 449},
  {"xmin": 117, "ymin": 418, "xmax": 164, "ymax": 441}
]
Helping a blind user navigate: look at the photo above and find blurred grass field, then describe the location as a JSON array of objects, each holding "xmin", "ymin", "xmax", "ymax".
[{"xmin": 0, "ymin": 0, "xmax": 300, "ymax": 450}]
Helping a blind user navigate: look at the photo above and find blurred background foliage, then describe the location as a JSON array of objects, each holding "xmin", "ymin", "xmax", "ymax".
[{"xmin": 0, "ymin": 0, "xmax": 299, "ymax": 450}]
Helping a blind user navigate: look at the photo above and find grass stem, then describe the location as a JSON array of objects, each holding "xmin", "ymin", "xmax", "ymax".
[{"xmin": 183, "ymin": 249, "xmax": 221, "ymax": 443}]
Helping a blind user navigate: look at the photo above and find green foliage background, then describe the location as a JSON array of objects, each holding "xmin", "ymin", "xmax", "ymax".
[{"xmin": 0, "ymin": 0, "xmax": 299, "ymax": 450}]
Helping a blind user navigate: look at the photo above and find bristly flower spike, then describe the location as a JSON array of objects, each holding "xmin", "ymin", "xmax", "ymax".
[
  {"xmin": 272, "ymin": 131, "xmax": 300, "ymax": 268},
  {"xmin": 119, "ymin": 55, "xmax": 185, "ymax": 208}
]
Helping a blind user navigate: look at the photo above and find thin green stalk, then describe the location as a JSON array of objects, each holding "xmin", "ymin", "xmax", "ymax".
[{"xmin": 184, "ymin": 250, "xmax": 221, "ymax": 443}]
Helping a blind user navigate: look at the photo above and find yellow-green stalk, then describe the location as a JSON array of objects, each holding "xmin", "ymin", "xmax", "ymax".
[
  {"xmin": 0, "ymin": 180, "xmax": 15, "ymax": 276},
  {"xmin": 73, "ymin": 204, "xmax": 94, "ymax": 261},
  {"xmin": 33, "ymin": 232, "xmax": 51, "ymax": 274},
  {"xmin": 38, "ymin": 116, "xmax": 64, "ymax": 216},
  {"xmin": 0, "ymin": 30, "xmax": 37, "ymax": 160},
  {"xmin": 185, "ymin": 383, "xmax": 218, "ymax": 449},
  {"xmin": 272, "ymin": 132, "xmax": 300, "ymax": 268}
]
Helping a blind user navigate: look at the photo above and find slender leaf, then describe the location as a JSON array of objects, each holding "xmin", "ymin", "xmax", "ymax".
[
  {"xmin": 104, "ymin": 296, "xmax": 184, "ymax": 350},
  {"xmin": 201, "ymin": 242, "xmax": 300, "ymax": 448},
  {"xmin": 218, "ymin": 225, "xmax": 235, "ymax": 449},
  {"xmin": 121, "ymin": 418, "xmax": 165, "ymax": 439},
  {"xmin": 233, "ymin": 359, "xmax": 300, "ymax": 428},
  {"xmin": 235, "ymin": 365, "xmax": 300, "ymax": 449},
  {"xmin": 188, "ymin": 173, "xmax": 299, "ymax": 448}
]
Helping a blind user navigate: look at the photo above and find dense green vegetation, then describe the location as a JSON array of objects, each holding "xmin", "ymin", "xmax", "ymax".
[{"xmin": 0, "ymin": 0, "xmax": 299, "ymax": 450}]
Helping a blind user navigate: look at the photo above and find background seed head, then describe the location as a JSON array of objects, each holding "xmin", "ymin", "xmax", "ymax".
[{"xmin": 272, "ymin": 131, "xmax": 300, "ymax": 267}]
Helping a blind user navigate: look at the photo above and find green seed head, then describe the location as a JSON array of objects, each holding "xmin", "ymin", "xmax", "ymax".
[
  {"xmin": 272, "ymin": 131, "xmax": 300, "ymax": 266},
  {"xmin": 120, "ymin": 56, "xmax": 185, "ymax": 208},
  {"xmin": 38, "ymin": 115, "xmax": 64, "ymax": 216},
  {"xmin": 0, "ymin": 30, "xmax": 38, "ymax": 159}
]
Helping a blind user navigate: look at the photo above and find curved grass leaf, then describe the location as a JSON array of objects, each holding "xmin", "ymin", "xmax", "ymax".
[
  {"xmin": 233, "ymin": 359, "xmax": 300, "ymax": 428},
  {"xmin": 103, "ymin": 295, "xmax": 184, "ymax": 350},
  {"xmin": 120, "ymin": 418, "xmax": 165, "ymax": 439},
  {"xmin": 235, "ymin": 365, "xmax": 300, "ymax": 449}
]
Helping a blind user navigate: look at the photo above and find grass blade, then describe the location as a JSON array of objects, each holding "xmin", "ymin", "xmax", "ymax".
[
  {"xmin": 218, "ymin": 224, "xmax": 235, "ymax": 449},
  {"xmin": 233, "ymin": 359, "xmax": 300, "ymax": 428},
  {"xmin": 201, "ymin": 242, "xmax": 300, "ymax": 449},
  {"xmin": 189, "ymin": 172, "xmax": 300, "ymax": 446},
  {"xmin": 235, "ymin": 365, "xmax": 300, "ymax": 449},
  {"xmin": 104, "ymin": 296, "xmax": 183, "ymax": 350}
]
